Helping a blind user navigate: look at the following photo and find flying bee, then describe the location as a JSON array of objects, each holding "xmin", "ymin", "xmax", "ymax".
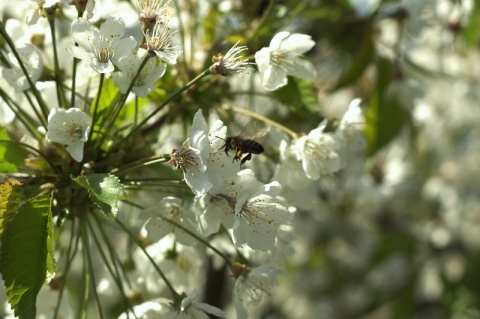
[{"xmin": 217, "ymin": 122, "xmax": 270, "ymax": 165}]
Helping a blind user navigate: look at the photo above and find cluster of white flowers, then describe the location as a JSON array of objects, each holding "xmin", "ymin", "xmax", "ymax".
[{"xmin": 8, "ymin": 0, "xmax": 475, "ymax": 318}]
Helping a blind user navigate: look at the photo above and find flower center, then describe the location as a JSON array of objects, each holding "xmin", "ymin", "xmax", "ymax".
[{"xmin": 94, "ymin": 34, "xmax": 114, "ymax": 63}]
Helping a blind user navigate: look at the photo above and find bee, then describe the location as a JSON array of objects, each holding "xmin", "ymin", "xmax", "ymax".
[{"xmin": 218, "ymin": 122, "xmax": 270, "ymax": 165}]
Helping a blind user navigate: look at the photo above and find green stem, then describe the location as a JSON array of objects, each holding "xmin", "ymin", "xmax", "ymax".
[
  {"xmin": 70, "ymin": 11, "xmax": 82, "ymax": 109},
  {"xmin": 0, "ymin": 23, "xmax": 50, "ymax": 122},
  {"xmin": 0, "ymin": 140, "xmax": 61, "ymax": 175},
  {"xmin": 53, "ymin": 218, "xmax": 79, "ymax": 319},
  {"xmin": 78, "ymin": 222, "xmax": 89, "ymax": 319},
  {"xmin": 106, "ymin": 69, "xmax": 211, "ymax": 155},
  {"xmin": 221, "ymin": 103, "xmax": 299, "ymax": 139},
  {"xmin": 80, "ymin": 220, "xmax": 104, "ymax": 319},
  {"xmin": 23, "ymin": 90, "xmax": 47, "ymax": 128},
  {"xmin": 172, "ymin": 0, "xmax": 189, "ymax": 75},
  {"xmin": 246, "ymin": 0, "xmax": 276, "ymax": 44},
  {"xmin": 115, "ymin": 218, "xmax": 181, "ymax": 301},
  {"xmin": 161, "ymin": 216, "xmax": 233, "ymax": 265},
  {"xmin": 98, "ymin": 56, "xmax": 151, "ymax": 148},
  {"xmin": 87, "ymin": 216, "xmax": 137, "ymax": 318},
  {"xmin": 0, "ymin": 89, "xmax": 42, "ymax": 140},
  {"xmin": 110, "ymin": 154, "xmax": 167, "ymax": 175},
  {"xmin": 89, "ymin": 73, "xmax": 106, "ymax": 142},
  {"xmin": 49, "ymin": 19, "xmax": 68, "ymax": 108}
]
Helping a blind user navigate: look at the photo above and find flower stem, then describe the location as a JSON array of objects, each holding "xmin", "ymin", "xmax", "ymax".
[
  {"xmin": 109, "ymin": 154, "xmax": 167, "ymax": 175},
  {"xmin": 246, "ymin": 0, "xmax": 276, "ymax": 44},
  {"xmin": 53, "ymin": 218, "xmax": 79, "ymax": 319},
  {"xmin": 115, "ymin": 218, "xmax": 182, "ymax": 301},
  {"xmin": 221, "ymin": 103, "xmax": 300, "ymax": 139},
  {"xmin": 0, "ymin": 23, "xmax": 50, "ymax": 123},
  {"xmin": 87, "ymin": 216, "xmax": 137, "ymax": 317},
  {"xmin": 97, "ymin": 56, "xmax": 151, "ymax": 149},
  {"xmin": 80, "ymin": 219, "xmax": 104, "ymax": 319},
  {"xmin": 49, "ymin": 19, "xmax": 68, "ymax": 109},
  {"xmin": 89, "ymin": 73, "xmax": 105, "ymax": 143},
  {"xmin": 106, "ymin": 69, "xmax": 211, "ymax": 156},
  {"xmin": 161, "ymin": 217, "xmax": 233, "ymax": 266}
]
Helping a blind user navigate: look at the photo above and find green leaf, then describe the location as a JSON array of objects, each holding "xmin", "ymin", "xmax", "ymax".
[
  {"xmin": 0, "ymin": 128, "xmax": 29, "ymax": 173},
  {"xmin": 273, "ymin": 78, "xmax": 320, "ymax": 115},
  {"xmin": 90, "ymin": 78, "xmax": 121, "ymax": 136},
  {"xmin": 0, "ymin": 178, "xmax": 23, "ymax": 242},
  {"xmin": 0, "ymin": 195, "xmax": 56, "ymax": 319},
  {"xmin": 364, "ymin": 58, "xmax": 410, "ymax": 155},
  {"xmin": 71, "ymin": 174, "xmax": 126, "ymax": 220},
  {"xmin": 203, "ymin": 5, "xmax": 219, "ymax": 45},
  {"xmin": 331, "ymin": 36, "xmax": 374, "ymax": 91}
]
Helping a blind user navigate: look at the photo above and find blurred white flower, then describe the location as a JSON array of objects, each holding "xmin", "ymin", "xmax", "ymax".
[
  {"xmin": 2, "ymin": 44, "xmax": 43, "ymax": 92},
  {"xmin": 233, "ymin": 181, "xmax": 291, "ymax": 251},
  {"xmin": 295, "ymin": 121, "xmax": 344, "ymax": 180},
  {"xmin": 234, "ymin": 263, "xmax": 287, "ymax": 318},
  {"xmin": 134, "ymin": 0, "xmax": 172, "ymax": 25},
  {"xmin": 348, "ymin": 0, "xmax": 380, "ymax": 17},
  {"xmin": 139, "ymin": 196, "xmax": 198, "ymax": 246},
  {"xmin": 255, "ymin": 32, "xmax": 315, "ymax": 91},
  {"xmin": 112, "ymin": 49, "xmax": 166, "ymax": 97},
  {"xmin": 209, "ymin": 41, "xmax": 253, "ymax": 77},
  {"xmin": 66, "ymin": 17, "xmax": 136, "ymax": 73},
  {"xmin": 144, "ymin": 18, "xmax": 182, "ymax": 64},
  {"xmin": 118, "ymin": 299, "xmax": 172, "ymax": 319},
  {"xmin": 26, "ymin": 0, "xmax": 59, "ymax": 25},
  {"xmin": 166, "ymin": 290, "xmax": 226, "ymax": 319},
  {"xmin": 46, "ymin": 107, "xmax": 90, "ymax": 162},
  {"xmin": 169, "ymin": 109, "xmax": 213, "ymax": 197}
]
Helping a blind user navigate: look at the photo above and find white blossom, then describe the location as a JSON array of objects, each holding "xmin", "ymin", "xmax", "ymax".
[
  {"xmin": 66, "ymin": 17, "xmax": 136, "ymax": 73},
  {"xmin": 2, "ymin": 44, "xmax": 43, "ymax": 92},
  {"xmin": 254, "ymin": 31, "xmax": 315, "ymax": 91},
  {"xmin": 295, "ymin": 121, "xmax": 344, "ymax": 180},
  {"xmin": 139, "ymin": 197, "xmax": 198, "ymax": 246},
  {"xmin": 232, "ymin": 180, "xmax": 291, "ymax": 251},
  {"xmin": 112, "ymin": 49, "xmax": 166, "ymax": 97},
  {"xmin": 209, "ymin": 41, "xmax": 253, "ymax": 77},
  {"xmin": 26, "ymin": 0, "xmax": 59, "ymax": 25},
  {"xmin": 46, "ymin": 107, "xmax": 91, "ymax": 162},
  {"xmin": 168, "ymin": 110, "xmax": 213, "ymax": 197},
  {"xmin": 234, "ymin": 263, "xmax": 287, "ymax": 318},
  {"xmin": 144, "ymin": 18, "xmax": 182, "ymax": 64},
  {"xmin": 166, "ymin": 290, "xmax": 226, "ymax": 319}
]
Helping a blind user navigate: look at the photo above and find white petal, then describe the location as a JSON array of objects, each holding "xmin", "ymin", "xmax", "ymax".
[
  {"xmin": 112, "ymin": 37, "xmax": 137, "ymax": 62},
  {"xmin": 269, "ymin": 31, "xmax": 291, "ymax": 51},
  {"xmin": 262, "ymin": 65, "xmax": 288, "ymax": 91},
  {"xmin": 112, "ymin": 72, "xmax": 130, "ymax": 94},
  {"xmin": 90, "ymin": 59, "xmax": 114, "ymax": 73},
  {"xmin": 279, "ymin": 33, "xmax": 315, "ymax": 55},
  {"xmin": 99, "ymin": 17, "xmax": 125, "ymax": 39},
  {"xmin": 66, "ymin": 45, "xmax": 92, "ymax": 62},
  {"xmin": 285, "ymin": 58, "xmax": 315, "ymax": 80},
  {"xmin": 71, "ymin": 18, "xmax": 95, "ymax": 49},
  {"xmin": 254, "ymin": 47, "xmax": 272, "ymax": 73},
  {"xmin": 66, "ymin": 140, "xmax": 85, "ymax": 162}
]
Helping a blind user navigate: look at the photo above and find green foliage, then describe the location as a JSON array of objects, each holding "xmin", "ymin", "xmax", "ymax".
[
  {"xmin": 0, "ymin": 179, "xmax": 23, "ymax": 243},
  {"xmin": 91, "ymin": 78, "xmax": 121, "ymax": 135},
  {"xmin": 273, "ymin": 77, "xmax": 320, "ymax": 116},
  {"xmin": 204, "ymin": 5, "xmax": 219, "ymax": 46},
  {"xmin": 71, "ymin": 174, "xmax": 126, "ymax": 220},
  {"xmin": 332, "ymin": 36, "xmax": 375, "ymax": 91},
  {"xmin": 365, "ymin": 58, "xmax": 410, "ymax": 155},
  {"xmin": 0, "ymin": 194, "xmax": 55, "ymax": 319},
  {"xmin": 0, "ymin": 128, "xmax": 29, "ymax": 173}
]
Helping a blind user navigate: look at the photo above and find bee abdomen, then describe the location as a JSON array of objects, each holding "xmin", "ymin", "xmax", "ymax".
[{"xmin": 243, "ymin": 140, "xmax": 264, "ymax": 154}]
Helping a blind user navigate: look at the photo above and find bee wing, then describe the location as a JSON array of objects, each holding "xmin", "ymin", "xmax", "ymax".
[{"xmin": 239, "ymin": 121, "xmax": 270, "ymax": 142}]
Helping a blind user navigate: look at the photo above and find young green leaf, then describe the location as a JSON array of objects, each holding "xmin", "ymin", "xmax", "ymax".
[
  {"xmin": 0, "ymin": 195, "xmax": 56, "ymax": 318},
  {"xmin": 0, "ymin": 128, "xmax": 29, "ymax": 173},
  {"xmin": 0, "ymin": 178, "xmax": 23, "ymax": 243},
  {"xmin": 71, "ymin": 173, "xmax": 126, "ymax": 220}
]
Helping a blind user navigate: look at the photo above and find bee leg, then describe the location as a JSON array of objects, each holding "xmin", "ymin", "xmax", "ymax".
[{"xmin": 240, "ymin": 153, "xmax": 252, "ymax": 166}]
